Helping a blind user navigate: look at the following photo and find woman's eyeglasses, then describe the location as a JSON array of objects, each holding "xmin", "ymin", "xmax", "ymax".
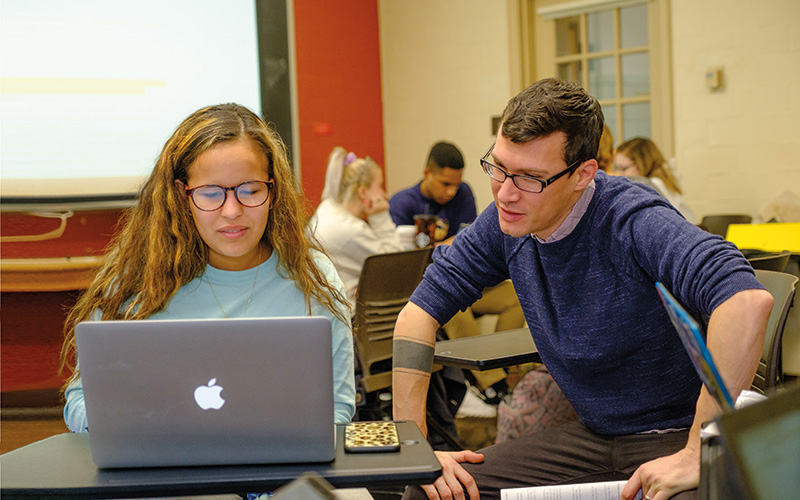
[{"xmin": 184, "ymin": 180, "xmax": 274, "ymax": 211}]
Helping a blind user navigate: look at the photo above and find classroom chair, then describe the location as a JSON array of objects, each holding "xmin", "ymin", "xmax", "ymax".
[
  {"xmin": 699, "ymin": 214, "xmax": 752, "ymax": 238},
  {"xmin": 751, "ymin": 270, "xmax": 798, "ymax": 393}
]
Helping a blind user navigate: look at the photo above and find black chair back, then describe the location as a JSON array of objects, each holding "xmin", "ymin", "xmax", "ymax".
[
  {"xmin": 699, "ymin": 214, "xmax": 751, "ymax": 237},
  {"xmin": 352, "ymin": 247, "xmax": 433, "ymax": 394},
  {"xmin": 752, "ymin": 270, "xmax": 798, "ymax": 393},
  {"xmin": 748, "ymin": 251, "xmax": 792, "ymax": 272}
]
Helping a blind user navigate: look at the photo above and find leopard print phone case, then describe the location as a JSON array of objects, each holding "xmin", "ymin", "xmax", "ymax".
[{"xmin": 344, "ymin": 421, "xmax": 401, "ymax": 453}]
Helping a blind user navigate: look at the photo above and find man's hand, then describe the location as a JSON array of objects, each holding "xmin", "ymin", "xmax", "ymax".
[
  {"xmin": 621, "ymin": 288, "xmax": 772, "ymax": 500},
  {"xmin": 420, "ymin": 450, "xmax": 485, "ymax": 500},
  {"xmin": 621, "ymin": 446, "xmax": 699, "ymax": 500}
]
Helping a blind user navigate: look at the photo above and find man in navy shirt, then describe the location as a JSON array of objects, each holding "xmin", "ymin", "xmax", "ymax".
[
  {"xmin": 389, "ymin": 141, "xmax": 477, "ymax": 244},
  {"xmin": 392, "ymin": 79, "xmax": 773, "ymax": 500}
]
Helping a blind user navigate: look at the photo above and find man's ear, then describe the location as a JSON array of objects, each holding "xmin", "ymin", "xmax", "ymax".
[{"xmin": 574, "ymin": 159, "xmax": 598, "ymax": 191}]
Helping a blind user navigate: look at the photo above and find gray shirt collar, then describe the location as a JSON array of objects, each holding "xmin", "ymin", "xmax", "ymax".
[{"xmin": 533, "ymin": 179, "xmax": 596, "ymax": 243}]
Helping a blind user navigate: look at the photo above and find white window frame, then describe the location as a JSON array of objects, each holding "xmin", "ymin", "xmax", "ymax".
[{"xmin": 514, "ymin": 0, "xmax": 673, "ymax": 154}]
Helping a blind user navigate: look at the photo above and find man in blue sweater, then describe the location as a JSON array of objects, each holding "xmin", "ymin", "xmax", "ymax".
[{"xmin": 392, "ymin": 78, "xmax": 773, "ymax": 500}]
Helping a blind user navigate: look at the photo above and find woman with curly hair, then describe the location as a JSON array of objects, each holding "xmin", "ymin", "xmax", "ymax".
[{"xmin": 61, "ymin": 103, "xmax": 355, "ymax": 432}]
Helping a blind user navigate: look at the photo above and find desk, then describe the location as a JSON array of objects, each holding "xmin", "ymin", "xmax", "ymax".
[
  {"xmin": 0, "ymin": 421, "xmax": 440, "ymax": 499},
  {"xmin": 434, "ymin": 328, "xmax": 541, "ymax": 370}
]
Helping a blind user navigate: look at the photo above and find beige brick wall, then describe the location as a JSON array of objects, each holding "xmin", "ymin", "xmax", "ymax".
[
  {"xmin": 671, "ymin": 0, "xmax": 800, "ymax": 220},
  {"xmin": 378, "ymin": 0, "xmax": 514, "ymax": 212},
  {"xmin": 379, "ymin": 0, "xmax": 800, "ymax": 220}
]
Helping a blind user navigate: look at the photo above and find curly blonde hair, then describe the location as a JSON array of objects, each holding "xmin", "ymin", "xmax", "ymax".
[{"xmin": 61, "ymin": 103, "xmax": 348, "ymax": 378}]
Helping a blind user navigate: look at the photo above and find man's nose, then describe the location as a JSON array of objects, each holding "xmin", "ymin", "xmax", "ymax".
[{"xmin": 496, "ymin": 176, "xmax": 522, "ymax": 201}]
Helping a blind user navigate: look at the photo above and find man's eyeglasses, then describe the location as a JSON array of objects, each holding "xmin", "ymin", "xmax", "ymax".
[
  {"xmin": 184, "ymin": 180, "xmax": 274, "ymax": 211},
  {"xmin": 480, "ymin": 142, "xmax": 582, "ymax": 193}
]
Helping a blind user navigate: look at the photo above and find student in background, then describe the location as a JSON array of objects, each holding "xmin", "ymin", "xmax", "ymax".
[
  {"xmin": 389, "ymin": 141, "xmax": 477, "ymax": 245},
  {"xmin": 60, "ymin": 103, "xmax": 356, "ymax": 432},
  {"xmin": 615, "ymin": 137, "xmax": 698, "ymax": 223},
  {"xmin": 311, "ymin": 147, "xmax": 404, "ymax": 309},
  {"xmin": 313, "ymin": 147, "xmax": 465, "ymax": 448}
]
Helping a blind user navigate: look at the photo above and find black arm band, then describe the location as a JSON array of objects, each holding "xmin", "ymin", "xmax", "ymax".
[{"xmin": 393, "ymin": 338, "xmax": 435, "ymax": 373}]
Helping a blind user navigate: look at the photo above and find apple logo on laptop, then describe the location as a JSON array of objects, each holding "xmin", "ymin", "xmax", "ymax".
[{"xmin": 194, "ymin": 378, "xmax": 225, "ymax": 410}]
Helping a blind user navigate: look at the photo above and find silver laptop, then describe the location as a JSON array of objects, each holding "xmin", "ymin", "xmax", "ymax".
[{"xmin": 75, "ymin": 316, "xmax": 336, "ymax": 468}]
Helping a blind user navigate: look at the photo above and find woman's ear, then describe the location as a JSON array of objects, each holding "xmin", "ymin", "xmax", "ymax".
[
  {"xmin": 356, "ymin": 185, "xmax": 368, "ymax": 202},
  {"xmin": 174, "ymin": 180, "xmax": 188, "ymax": 199}
]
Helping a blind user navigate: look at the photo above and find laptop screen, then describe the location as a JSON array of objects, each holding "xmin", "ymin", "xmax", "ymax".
[{"xmin": 716, "ymin": 383, "xmax": 800, "ymax": 500}]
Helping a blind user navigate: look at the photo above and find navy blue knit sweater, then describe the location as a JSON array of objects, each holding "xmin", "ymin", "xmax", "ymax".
[{"xmin": 411, "ymin": 172, "xmax": 762, "ymax": 435}]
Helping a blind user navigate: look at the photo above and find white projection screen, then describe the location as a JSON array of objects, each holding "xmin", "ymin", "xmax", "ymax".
[{"xmin": 1, "ymin": 0, "xmax": 262, "ymax": 206}]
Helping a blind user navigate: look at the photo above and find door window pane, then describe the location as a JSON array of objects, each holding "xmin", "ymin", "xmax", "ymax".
[
  {"xmin": 550, "ymin": 3, "xmax": 659, "ymax": 152},
  {"xmin": 602, "ymin": 104, "xmax": 618, "ymax": 143},
  {"xmin": 556, "ymin": 16, "xmax": 581, "ymax": 56},
  {"xmin": 621, "ymin": 52, "xmax": 649, "ymax": 97},
  {"xmin": 588, "ymin": 57, "xmax": 615, "ymax": 100},
  {"xmin": 622, "ymin": 102, "xmax": 650, "ymax": 140},
  {"xmin": 620, "ymin": 4, "xmax": 648, "ymax": 48},
  {"xmin": 587, "ymin": 10, "xmax": 613, "ymax": 53},
  {"xmin": 558, "ymin": 61, "xmax": 582, "ymax": 83}
]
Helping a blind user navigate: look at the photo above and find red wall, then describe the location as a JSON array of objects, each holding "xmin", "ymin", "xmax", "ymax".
[{"xmin": 292, "ymin": 0, "xmax": 385, "ymax": 209}]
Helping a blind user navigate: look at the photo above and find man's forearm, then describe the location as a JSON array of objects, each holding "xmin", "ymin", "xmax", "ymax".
[
  {"xmin": 392, "ymin": 302, "xmax": 440, "ymax": 435},
  {"xmin": 687, "ymin": 288, "xmax": 773, "ymax": 450}
]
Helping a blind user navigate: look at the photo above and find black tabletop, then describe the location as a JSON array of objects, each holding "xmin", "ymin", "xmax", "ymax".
[
  {"xmin": 434, "ymin": 327, "xmax": 541, "ymax": 370},
  {"xmin": 0, "ymin": 421, "xmax": 440, "ymax": 499}
]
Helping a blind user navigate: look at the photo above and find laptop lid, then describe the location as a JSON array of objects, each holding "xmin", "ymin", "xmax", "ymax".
[
  {"xmin": 75, "ymin": 316, "xmax": 335, "ymax": 468},
  {"xmin": 655, "ymin": 282, "xmax": 735, "ymax": 410},
  {"xmin": 716, "ymin": 383, "xmax": 800, "ymax": 500}
]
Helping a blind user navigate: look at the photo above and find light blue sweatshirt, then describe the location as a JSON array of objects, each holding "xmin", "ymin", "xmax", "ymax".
[{"xmin": 64, "ymin": 250, "xmax": 355, "ymax": 432}]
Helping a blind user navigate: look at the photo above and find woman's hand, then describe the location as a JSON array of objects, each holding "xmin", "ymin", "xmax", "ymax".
[{"xmin": 366, "ymin": 195, "xmax": 390, "ymax": 215}]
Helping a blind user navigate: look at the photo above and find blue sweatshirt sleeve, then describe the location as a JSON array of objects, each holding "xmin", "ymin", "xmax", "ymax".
[
  {"xmin": 388, "ymin": 187, "xmax": 418, "ymax": 227},
  {"xmin": 619, "ymin": 200, "xmax": 760, "ymax": 317},
  {"xmin": 63, "ymin": 375, "xmax": 89, "ymax": 433},
  {"xmin": 587, "ymin": 176, "xmax": 763, "ymax": 320},
  {"xmin": 410, "ymin": 202, "xmax": 516, "ymax": 325}
]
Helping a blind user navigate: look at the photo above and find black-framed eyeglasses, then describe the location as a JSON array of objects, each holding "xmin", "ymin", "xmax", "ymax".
[
  {"xmin": 480, "ymin": 142, "xmax": 582, "ymax": 193},
  {"xmin": 184, "ymin": 180, "xmax": 274, "ymax": 211}
]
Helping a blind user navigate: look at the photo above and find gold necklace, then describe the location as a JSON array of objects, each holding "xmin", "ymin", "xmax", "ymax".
[{"xmin": 206, "ymin": 249, "xmax": 262, "ymax": 318}]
